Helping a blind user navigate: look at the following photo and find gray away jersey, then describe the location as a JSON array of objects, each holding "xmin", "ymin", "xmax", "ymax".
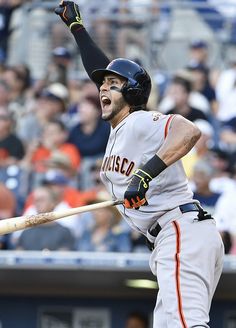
[{"xmin": 100, "ymin": 111, "xmax": 194, "ymax": 234}]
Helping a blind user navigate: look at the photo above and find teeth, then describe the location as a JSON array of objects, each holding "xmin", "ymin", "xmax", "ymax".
[{"xmin": 101, "ymin": 95, "xmax": 109, "ymax": 101}]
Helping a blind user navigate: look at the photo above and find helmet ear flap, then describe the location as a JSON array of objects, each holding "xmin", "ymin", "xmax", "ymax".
[{"xmin": 121, "ymin": 83, "xmax": 144, "ymax": 105}]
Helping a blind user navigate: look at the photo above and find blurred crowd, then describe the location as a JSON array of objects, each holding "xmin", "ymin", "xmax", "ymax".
[{"xmin": 0, "ymin": 0, "xmax": 236, "ymax": 255}]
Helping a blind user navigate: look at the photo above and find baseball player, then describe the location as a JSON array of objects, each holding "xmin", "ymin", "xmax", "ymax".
[{"xmin": 55, "ymin": 2, "xmax": 224, "ymax": 327}]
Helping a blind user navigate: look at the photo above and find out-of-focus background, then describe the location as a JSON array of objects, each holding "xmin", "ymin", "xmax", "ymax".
[{"xmin": 0, "ymin": 0, "xmax": 236, "ymax": 327}]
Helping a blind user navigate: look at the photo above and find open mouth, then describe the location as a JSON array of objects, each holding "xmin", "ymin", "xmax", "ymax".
[{"xmin": 101, "ymin": 95, "xmax": 111, "ymax": 108}]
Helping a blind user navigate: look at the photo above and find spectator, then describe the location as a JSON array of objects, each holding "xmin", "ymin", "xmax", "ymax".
[
  {"xmin": 125, "ymin": 311, "xmax": 149, "ymax": 328},
  {"xmin": 0, "ymin": 0, "xmax": 23, "ymax": 61},
  {"xmin": 0, "ymin": 79, "xmax": 10, "ymax": 110},
  {"xmin": 15, "ymin": 185, "xmax": 75, "ymax": 251},
  {"xmin": 46, "ymin": 46, "xmax": 72, "ymax": 86},
  {"xmin": 182, "ymin": 119, "xmax": 214, "ymax": 178},
  {"xmin": 162, "ymin": 75, "xmax": 209, "ymax": 122},
  {"xmin": 0, "ymin": 107, "xmax": 25, "ymax": 166},
  {"xmin": 1, "ymin": 65, "xmax": 32, "ymax": 117},
  {"xmin": 65, "ymin": 78, "xmax": 100, "ymax": 129},
  {"xmin": 17, "ymin": 83, "xmax": 68, "ymax": 144},
  {"xmin": 0, "ymin": 183, "xmax": 16, "ymax": 249},
  {"xmin": 186, "ymin": 63, "xmax": 217, "ymax": 115},
  {"xmin": 158, "ymin": 70, "xmax": 210, "ymax": 115},
  {"xmin": 220, "ymin": 116, "xmax": 236, "ymax": 158},
  {"xmin": 68, "ymin": 95, "xmax": 110, "ymax": 157},
  {"xmin": 215, "ymin": 61, "xmax": 236, "ymax": 122},
  {"xmin": 208, "ymin": 148, "xmax": 235, "ymax": 195},
  {"xmin": 23, "ymin": 118, "xmax": 81, "ymax": 174},
  {"xmin": 23, "ymin": 169, "xmax": 94, "ymax": 232},
  {"xmin": 76, "ymin": 200, "xmax": 131, "ymax": 252},
  {"xmin": 192, "ymin": 160, "xmax": 221, "ymax": 214},
  {"xmin": 45, "ymin": 150, "xmax": 80, "ymax": 186},
  {"xmin": 187, "ymin": 40, "xmax": 209, "ymax": 68},
  {"xmin": 68, "ymin": 95, "xmax": 110, "ymax": 189},
  {"xmin": 213, "ymin": 162, "xmax": 236, "ymax": 254}
]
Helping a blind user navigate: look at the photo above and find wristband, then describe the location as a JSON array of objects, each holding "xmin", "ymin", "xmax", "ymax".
[
  {"xmin": 141, "ymin": 155, "xmax": 167, "ymax": 179},
  {"xmin": 70, "ymin": 22, "xmax": 84, "ymax": 32}
]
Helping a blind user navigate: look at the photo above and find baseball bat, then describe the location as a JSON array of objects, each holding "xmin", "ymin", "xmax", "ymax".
[{"xmin": 0, "ymin": 199, "xmax": 123, "ymax": 236}]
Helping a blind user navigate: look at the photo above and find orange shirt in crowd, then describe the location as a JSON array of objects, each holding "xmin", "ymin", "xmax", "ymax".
[
  {"xmin": 31, "ymin": 143, "xmax": 81, "ymax": 172},
  {"xmin": 24, "ymin": 186, "xmax": 97, "ymax": 211}
]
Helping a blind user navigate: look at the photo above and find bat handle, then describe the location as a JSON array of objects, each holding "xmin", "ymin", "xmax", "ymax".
[{"xmin": 113, "ymin": 199, "xmax": 124, "ymax": 206}]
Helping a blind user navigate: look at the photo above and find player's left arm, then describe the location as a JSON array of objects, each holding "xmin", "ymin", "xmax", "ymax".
[{"xmin": 124, "ymin": 115, "xmax": 201, "ymax": 209}]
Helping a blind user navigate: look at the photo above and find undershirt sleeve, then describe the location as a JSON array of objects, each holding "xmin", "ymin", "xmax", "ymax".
[{"xmin": 71, "ymin": 27, "xmax": 110, "ymax": 80}]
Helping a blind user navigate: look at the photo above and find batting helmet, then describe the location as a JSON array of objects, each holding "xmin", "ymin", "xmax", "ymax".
[{"xmin": 91, "ymin": 58, "xmax": 151, "ymax": 108}]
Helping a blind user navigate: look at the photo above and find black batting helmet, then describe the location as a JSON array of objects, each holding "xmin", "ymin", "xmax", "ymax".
[{"xmin": 91, "ymin": 58, "xmax": 151, "ymax": 108}]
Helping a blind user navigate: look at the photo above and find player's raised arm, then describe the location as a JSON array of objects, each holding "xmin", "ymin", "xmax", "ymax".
[{"xmin": 55, "ymin": 1, "xmax": 110, "ymax": 79}]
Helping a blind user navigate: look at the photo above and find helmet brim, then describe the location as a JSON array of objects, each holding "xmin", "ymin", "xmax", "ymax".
[{"xmin": 91, "ymin": 68, "xmax": 127, "ymax": 85}]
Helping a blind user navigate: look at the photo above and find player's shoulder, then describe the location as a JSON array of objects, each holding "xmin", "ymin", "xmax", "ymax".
[
  {"xmin": 127, "ymin": 110, "xmax": 173, "ymax": 138},
  {"xmin": 128, "ymin": 110, "xmax": 170, "ymax": 124}
]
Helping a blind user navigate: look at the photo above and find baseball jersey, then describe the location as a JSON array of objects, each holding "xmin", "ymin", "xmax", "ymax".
[{"xmin": 100, "ymin": 110, "xmax": 194, "ymax": 234}]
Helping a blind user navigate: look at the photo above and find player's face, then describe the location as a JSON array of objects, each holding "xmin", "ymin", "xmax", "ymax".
[{"xmin": 100, "ymin": 74, "xmax": 130, "ymax": 127}]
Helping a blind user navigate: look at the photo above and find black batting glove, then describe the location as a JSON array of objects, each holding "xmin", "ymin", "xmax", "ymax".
[
  {"xmin": 55, "ymin": 1, "xmax": 83, "ymax": 30},
  {"xmin": 124, "ymin": 155, "xmax": 167, "ymax": 209},
  {"xmin": 124, "ymin": 169, "xmax": 152, "ymax": 209}
]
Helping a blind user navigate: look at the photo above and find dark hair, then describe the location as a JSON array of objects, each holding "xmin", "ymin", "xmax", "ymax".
[
  {"xmin": 172, "ymin": 76, "xmax": 192, "ymax": 93},
  {"xmin": 5, "ymin": 65, "xmax": 31, "ymax": 90},
  {"xmin": 47, "ymin": 118, "xmax": 67, "ymax": 131},
  {"xmin": 82, "ymin": 95, "xmax": 101, "ymax": 110}
]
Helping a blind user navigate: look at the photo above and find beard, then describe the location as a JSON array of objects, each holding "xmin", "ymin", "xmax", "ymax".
[{"xmin": 102, "ymin": 96, "xmax": 128, "ymax": 122}]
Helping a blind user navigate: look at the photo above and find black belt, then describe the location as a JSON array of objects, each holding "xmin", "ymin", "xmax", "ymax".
[
  {"xmin": 147, "ymin": 203, "xmax": 213, "ymax": 250},
  {"xmin": 149, "ymin": 203, "xmax": 200, "ymax": 238},
  {"xmin": 179, "ymin": 202, "xmax": 200, "ymax": 213}
]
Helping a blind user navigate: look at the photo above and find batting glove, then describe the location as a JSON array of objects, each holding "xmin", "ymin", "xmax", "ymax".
[
  {"xmin": 55, "ymin": 1, "xmax": 83, "ymax": 31},
  {"xmin": 124, "ymin": 155, "xmax": 167, "ymax": 209},
  {"xmin": 124, "ymin": 169, "xmax": 152, "ymax": 209}
]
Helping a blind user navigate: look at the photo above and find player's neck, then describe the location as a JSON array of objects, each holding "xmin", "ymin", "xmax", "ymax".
[{"xmin": 110, "ymin": 108, "xmax": 130, "ymax": 128}]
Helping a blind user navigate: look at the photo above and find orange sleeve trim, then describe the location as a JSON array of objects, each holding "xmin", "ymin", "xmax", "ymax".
[
  {"xmin": 172, "ymin": 220, "xmax": 188, "ymax": 328},
  {"xmin": 164, "ymin": 114, "xmax": 175, "ymax": 139}
]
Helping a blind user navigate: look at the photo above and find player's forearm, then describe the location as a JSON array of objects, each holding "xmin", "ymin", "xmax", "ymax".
[
  {"xmin": 157, "ymin": 115, "xmax": 201, "ymax": 166},
  {"xmin": 71, "ymin": 27, "xmax": 110, "ymax": 79}
]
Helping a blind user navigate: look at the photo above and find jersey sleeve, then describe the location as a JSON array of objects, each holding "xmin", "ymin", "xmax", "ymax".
[
  {"xmin": 133, "ymin": 112, "xmax": 175, "ymax": 142},
  {"xmin": 128, "ymin": 112, "xmax": 176, "ymax": 166},
  {"xmin": 71, "ymin": 27, "xmax": 110, "ymax": 80}
]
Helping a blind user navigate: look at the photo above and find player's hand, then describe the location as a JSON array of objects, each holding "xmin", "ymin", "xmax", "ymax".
[
  {"xmin": 124, "ymin": 169, "xmax": 152, "ymax": 209},
  {"xmin": 55, "ymin": 1, "xmax": 83, "ymax": 30}
]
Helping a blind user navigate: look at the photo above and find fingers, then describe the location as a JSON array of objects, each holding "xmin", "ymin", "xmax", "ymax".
[
  {"xmin": 55, "ymin": 1, "xmax": 69, "ymax": 15},
  {"xmin": 55, "ymin": 7, "xmax": 64, "ymax": 14},
  {"xmin": 124, "ymin": 197, "xmax": 147, "ymax": 209},
  {"xmin": 60, "ymin": 1, "xmax": 72, "ymax": 6}
]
